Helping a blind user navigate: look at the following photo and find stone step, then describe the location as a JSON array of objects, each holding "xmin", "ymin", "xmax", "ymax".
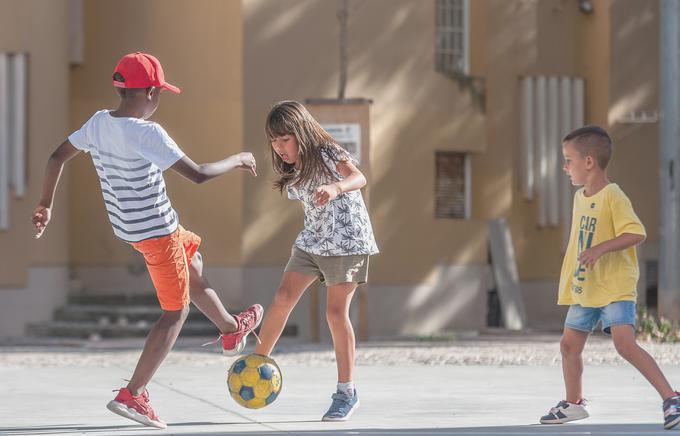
[
  {"xmin": 67, "ymin": 293, "xmax": 160, "ymax": 306},
  {"xmin": 26, "ymin": 320, "xmax": 219, "ymax": 339},
  {"xmin": 28, "ymin": 293, "xmax": 299, "ymax": 339},
  {"xmin": 26, "ymin": 319, "xmax": 298, "ymax": 340},
  {"xmin": 54, "ymin": 304, "xmax": 209, "ymax": 323}
]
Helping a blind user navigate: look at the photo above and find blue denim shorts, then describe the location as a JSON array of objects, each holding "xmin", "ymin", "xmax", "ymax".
[{"xmin": 564, "ymin": 301, "xmax": 637, "ymax": 335}]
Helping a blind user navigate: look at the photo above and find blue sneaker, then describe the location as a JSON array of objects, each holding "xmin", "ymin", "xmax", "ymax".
[
  {"xmin": 322, "ymin": 390, "xmax": 360, "ymax": 422},
  {"xmin": 663, "ymin": 392, "xmax": 680, "ymax": 429}
]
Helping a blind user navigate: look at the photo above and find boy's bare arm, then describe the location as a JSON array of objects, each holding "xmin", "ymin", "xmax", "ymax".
[
  {"xmin": 32, "ymin": 140, "xmax": 82, "ymax": 239},
  {"xmin": 313, "ymin": 160, "xmax": 366, "ymax": 207},
  {"xmin": 170, "ymin": 153, "xmax": 257, "ymax": 184},
  {"xmin": 578, "ymin": 232, "xmax": 646, "ymax": 268}
]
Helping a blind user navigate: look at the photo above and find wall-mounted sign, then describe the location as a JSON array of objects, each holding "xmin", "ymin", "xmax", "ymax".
[{"xmin": 322, "ymin": 123, "xmax": 362, "ymax": 164}]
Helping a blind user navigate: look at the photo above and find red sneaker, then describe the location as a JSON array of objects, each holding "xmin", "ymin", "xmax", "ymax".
[
  {"xmin": 106, "ymin": 387, "xmax": 167, "ymax": 429},
  {"xmin": 220, "ymin": 304, "xmax": 264, "ymax": 356}
]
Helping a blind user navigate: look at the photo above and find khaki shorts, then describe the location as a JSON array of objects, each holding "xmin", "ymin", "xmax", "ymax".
[{"xmin": 285, "ymin": 246, "xmax": 369, "ymax": 286}]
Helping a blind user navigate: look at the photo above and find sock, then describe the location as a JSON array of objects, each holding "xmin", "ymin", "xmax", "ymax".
[{"xmin": 337, "ymin": 381, "xmax": 355, "ymax": 397}]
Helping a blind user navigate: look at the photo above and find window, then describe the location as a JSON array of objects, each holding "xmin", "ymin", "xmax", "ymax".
[
  {"xmin": 0, "ymin": 52, "xmax": 28, "ymax": 230},
  {"xmin": 435, "ymin": 0, "xmax": 469, "ymax": 75},
  {"xmin": 435, "ymin": 151, "xmax": 471, "ymax": 219}
]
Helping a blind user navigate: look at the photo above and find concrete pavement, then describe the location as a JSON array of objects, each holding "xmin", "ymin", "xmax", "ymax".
[{"xmin": 2, "ymin": 335, "xmax": 680, "ymax": 435}]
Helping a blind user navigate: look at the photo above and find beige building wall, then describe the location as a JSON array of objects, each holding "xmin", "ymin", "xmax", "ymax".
[
  {"xmin": 478, "ymin": 0, "xmax": 656, "ymax": 327},
  {"xmin": 243, "ymin": 0, "xmax": 488, "ymax": 270},
  {"xmin": 472, "ymin": 0, "xmax": 628, "ymax": 328},
  {"xmin": 607, "ymin": 0, "xmax": 660, "ymax": 304},
  {"xmin": 0, "ymin": 0, "xmax": 72, "ymax": 335},
  {"xmin": 242, "ymin": 0, "xmax": 489, "ymax": 337},
  {"xmin": 68, "ymin": 0, "xmax": 245, "ymax": 294},
  {"xmin": 468, "ymin": 0, "xmax": 565, "ymax": 328},
  {"xmin": 608, "ymin": 0, "xmax": 659, "ymax": 240},
  {"xmin": 476, "ymin": 0, "xmax": 610, "ymax": 284},
  {"xmin": 0, "ymin": 0, "xmax": 664, "ymax": 338}
]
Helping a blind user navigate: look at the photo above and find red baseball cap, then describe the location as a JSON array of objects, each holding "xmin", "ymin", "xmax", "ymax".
[{"xmin": 112, "ymin": 52, "xmax": 181, "ymax": 94}]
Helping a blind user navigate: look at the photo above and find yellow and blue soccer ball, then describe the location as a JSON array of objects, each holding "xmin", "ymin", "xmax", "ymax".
[{"xmin": 227, "ymin": 353, "xmax": 282, "ymax": 409}]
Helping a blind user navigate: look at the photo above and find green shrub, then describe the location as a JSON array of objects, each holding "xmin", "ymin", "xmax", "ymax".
[{"xmin": 636, "ymin": 307, "xmax": 680, "ymax": 343}]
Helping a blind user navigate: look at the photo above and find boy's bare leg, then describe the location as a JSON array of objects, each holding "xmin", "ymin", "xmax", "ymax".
[
  {"xmin": 561, "ymin": 327, "xmax": 589, "ymax": 403},
  {"xmin": 188, "ymin": 252, "xmax": 238, "ymax": 333},
  {"xmin": 326, "ymin": 282, "xmax": 358, "ymax": 383},
  {"xmin": 254, "ymin": 271, "xmax": 317, "ymax": 356},
  {"xmin": 127, "ymin": 306, "xmax": 189, "ymax": 395},
  {"xmin": 610, "ymin": 324, "xmax": 676, "ymax": 400}
]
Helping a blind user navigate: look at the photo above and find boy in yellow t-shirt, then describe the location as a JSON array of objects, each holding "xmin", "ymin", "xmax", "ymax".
[{"xmin": 539, "ymin": 125, "xmax": 680, "ymax": 430}]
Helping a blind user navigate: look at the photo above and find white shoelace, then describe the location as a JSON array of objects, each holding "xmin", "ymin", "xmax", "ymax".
[{"xmin": 201, "ymin": 326, "xmax": 262, "ymax": 348}]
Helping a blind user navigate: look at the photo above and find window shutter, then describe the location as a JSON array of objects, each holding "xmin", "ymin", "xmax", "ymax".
[{"xmin": 436, "ymin": 152, "xmax": 467, "ymax": 219}]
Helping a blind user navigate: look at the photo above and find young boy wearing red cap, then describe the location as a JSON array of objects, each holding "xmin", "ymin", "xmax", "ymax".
[{"xmin": 32, "ymin": 52, "xmax": 263, "ymax": 429}]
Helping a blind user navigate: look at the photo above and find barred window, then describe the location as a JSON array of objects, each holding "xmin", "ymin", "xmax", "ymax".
[
  {"xmin": 435, "ymin": 151, "xmax": 471, "ymax": 219},
  {"xmin": 435, "ymin": 0, "xmax": 469, "ymax": 75}
]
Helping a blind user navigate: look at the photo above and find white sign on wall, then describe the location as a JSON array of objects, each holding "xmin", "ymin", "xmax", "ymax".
[{"xmin": 322, "ymin": 123, "xmax": 362, "ymax": 164}]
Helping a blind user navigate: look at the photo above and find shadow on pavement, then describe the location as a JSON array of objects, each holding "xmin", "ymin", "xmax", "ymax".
[
  {"xmin": 0, "ymin": 423, "xmax": 671, "ymax": 436},
  {"xmin": 0, "ymin": 424, "xmax": 140, "ymax": 434}
]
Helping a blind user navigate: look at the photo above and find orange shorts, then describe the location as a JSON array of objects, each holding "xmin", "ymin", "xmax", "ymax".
[{"xmin": 130, "ymin": 226, "xmax": 201, "ymax": 311}]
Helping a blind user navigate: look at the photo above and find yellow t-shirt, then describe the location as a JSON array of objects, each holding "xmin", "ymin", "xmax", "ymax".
[{"xmin": 558, "ymin": 183, "xmax": 646, "ymax": 307}]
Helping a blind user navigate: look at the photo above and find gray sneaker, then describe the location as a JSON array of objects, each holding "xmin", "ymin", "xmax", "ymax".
[
  {"xmin": 663, "ymin": 392, "xmax": 680, "ymax": 430},
  {"xmin": 322, "ymin": 390, "xmax": 360, "ymax": 422},
  {"xmin": 540, "ymin": 399, "xmax": 589, "ymax": 424}
]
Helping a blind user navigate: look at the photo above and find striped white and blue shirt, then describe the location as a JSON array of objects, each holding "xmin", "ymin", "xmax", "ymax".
[{"xmin": 68, "ymin": 110, "xmax": 184, "ymax": 242}]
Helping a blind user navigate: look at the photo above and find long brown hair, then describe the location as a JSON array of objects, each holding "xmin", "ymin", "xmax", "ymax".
[{"xmin": 266, "ymin": 100, "xmax": 346, "ymax": 193}]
